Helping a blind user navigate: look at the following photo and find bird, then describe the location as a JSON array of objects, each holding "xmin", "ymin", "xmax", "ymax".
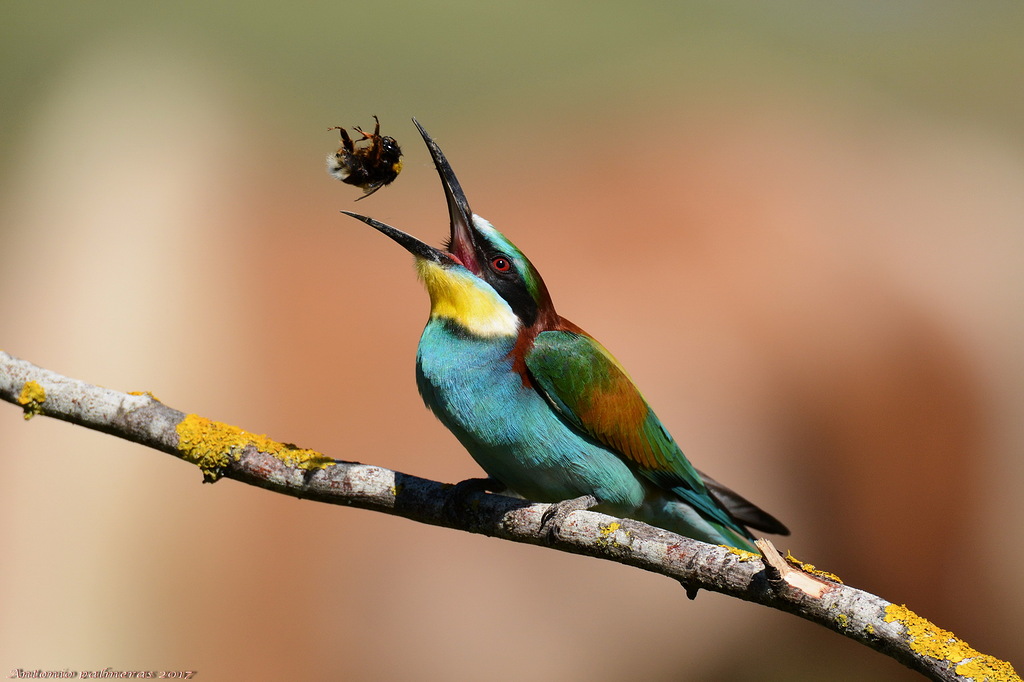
[{"xmin": 342, "ymin": 119, "xmax": 788, "ymax": 551}]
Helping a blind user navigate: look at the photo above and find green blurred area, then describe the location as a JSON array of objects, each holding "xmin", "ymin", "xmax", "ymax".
[{"xmin": 3, "ymin": 1, "xmax": 1024, "ymax": 153}]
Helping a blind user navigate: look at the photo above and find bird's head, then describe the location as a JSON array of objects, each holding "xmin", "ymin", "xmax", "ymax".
[{"xmin": 344, "ymin": 119, "xmax": 557, "ymax": 337}]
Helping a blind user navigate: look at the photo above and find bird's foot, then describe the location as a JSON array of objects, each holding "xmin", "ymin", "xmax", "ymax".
[
  {"xmin": 442, "ymin": 477, "xmax": 506, "ymax": 522},
  {"xmin": 539, "ymin": 494, "xmax": 599, "ymax": 541}
]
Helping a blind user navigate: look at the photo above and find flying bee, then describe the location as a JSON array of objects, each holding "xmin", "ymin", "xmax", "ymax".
[{"xmin": 327, "ymin": 116, "xmax": 403, "ymax": 200}]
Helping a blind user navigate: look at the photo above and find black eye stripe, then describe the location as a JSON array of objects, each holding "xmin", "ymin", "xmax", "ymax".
[{"xmin": 482, "ymin": 251, "xmax": 538, "ymax": 327}]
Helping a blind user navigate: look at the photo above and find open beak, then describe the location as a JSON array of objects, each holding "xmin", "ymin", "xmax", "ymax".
[
  {"xmin": 411, "ymin": 118, "xmax": 481, "ymax": 273},
  {"xmin": 342, "ymin": 118, "xmax": 482, "ymax": 272}
]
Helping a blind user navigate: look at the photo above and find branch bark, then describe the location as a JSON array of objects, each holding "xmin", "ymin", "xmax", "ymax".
[{"xmin": 0, "ymin": 349, "xmax": 1017, "ymax": 682}]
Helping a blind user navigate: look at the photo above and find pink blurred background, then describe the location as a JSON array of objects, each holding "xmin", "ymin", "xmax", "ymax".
[{"xmin": 2, "ymin": 4, "xmax": 1022, "ymax": 680}]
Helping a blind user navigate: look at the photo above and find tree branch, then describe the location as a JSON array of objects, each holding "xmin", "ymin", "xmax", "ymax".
[{"xmin": 0, "ymin": 349, "xmax": 1017, "ymax": 682}]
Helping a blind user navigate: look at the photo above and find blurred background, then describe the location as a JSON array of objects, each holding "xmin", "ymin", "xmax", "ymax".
[{"xmin": 2, "ymin": 2, "xmax": 1022, "ymax": 680}]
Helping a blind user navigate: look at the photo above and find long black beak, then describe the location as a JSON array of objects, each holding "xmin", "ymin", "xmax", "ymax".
[
  {"xmin": 410, "ymin": 118, "xmax": 481, "ymax": 272},
  {"xmin": 342, "ymin": 118, "xmax": 480, "ymax": 270},
  {"xmin": 340, "ymin": 211, "xmax": 450, "ymax": 264}
]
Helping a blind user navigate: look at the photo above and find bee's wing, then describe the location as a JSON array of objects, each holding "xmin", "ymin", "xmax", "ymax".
[{"xmin": 355, "ymin": 182, "xmax": 385, "ymax": 200}]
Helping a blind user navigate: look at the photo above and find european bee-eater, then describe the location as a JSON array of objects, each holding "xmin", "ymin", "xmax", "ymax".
[{"xmin": 343, "ymin": 119, "xmax": 788, "ymax": 550}]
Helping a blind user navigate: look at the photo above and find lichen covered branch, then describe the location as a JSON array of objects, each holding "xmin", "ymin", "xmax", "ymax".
[{"xmin": 0, "ymin": 349, "xmax": 1017, "ymax": 682}]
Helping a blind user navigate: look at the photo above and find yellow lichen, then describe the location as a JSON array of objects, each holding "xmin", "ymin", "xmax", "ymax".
[
  {"xmin": 865, "ymin": 624, "xmax": 875, "ymax": 635},
  {"xmin": 785, "ymin": 551, "xmax": 844, "ymax": 583},
  {"xmin": 175, "ymin": 414, "xmax": 335, "ymax": 482},
  {"xmin": 723, "ymin": 546, "xmax": 760, "ymax": 562},
  {"xmin": 16, "ymin": 381, "xmax": 46, "ymax": 420},
  {"xmin": 128, "ymin": 390, "xmax": 161, "ymax": 401},
  {"xmin": 390, "ymin": 484, "xmax": 404, "ymax": 496},
  {"xmin": 595, "ymin": 521, "xmax": 630, "ymax": 549},
  {"xmin": 884, "ymin": 604, "xmax": 1020, "ymax": 681},
  {"xmin": 957, "ymin": 656, "xmax": 1023, "ymax": 682},
  {"xmin": 836, "ymin": 613, "xmax": 849, "ymax": 628}
]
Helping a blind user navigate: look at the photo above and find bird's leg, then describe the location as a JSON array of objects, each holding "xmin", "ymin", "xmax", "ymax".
[
  {"xmin": 442, "ymin": 477, "xmax": 507, "ymax": 522},
  {"xmin": 539, "ymin": 494, "xmax": 599, "ymax": 540}
]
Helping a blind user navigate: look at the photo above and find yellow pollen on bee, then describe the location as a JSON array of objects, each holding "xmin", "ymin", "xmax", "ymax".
[{"xmin": 416, "ymin": 259, "xmax": 518, "ymax": 337}]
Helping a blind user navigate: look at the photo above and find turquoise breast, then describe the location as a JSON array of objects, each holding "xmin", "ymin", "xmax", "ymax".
[{"xmin": 415, "ymin": 318, "xmax": 646, "ymax": 510}]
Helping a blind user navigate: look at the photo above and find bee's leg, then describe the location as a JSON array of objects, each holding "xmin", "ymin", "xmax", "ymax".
[
  {"xmin": 354, "ymin": 117, "xmax": 381, "ymax": 141},
  {"xmin": 328, "ymin": 126, "xmax": 356, "ymax": 152}
]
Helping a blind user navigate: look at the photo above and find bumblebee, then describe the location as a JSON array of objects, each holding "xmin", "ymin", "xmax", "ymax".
[{"xmin": 327, "ymin": 116, "xmax": 403, "ymax": 200}]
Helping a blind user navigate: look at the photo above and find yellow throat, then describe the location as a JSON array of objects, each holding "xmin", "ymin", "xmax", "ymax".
[{"xmin": 416, "ymin": 259, "xmax": 519, "ymax": 337}]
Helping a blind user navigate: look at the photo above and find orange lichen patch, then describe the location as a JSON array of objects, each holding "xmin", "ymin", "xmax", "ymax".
[
  {"xmin": 884, "ymin": 604, "xmax": 1020, "ymax": 681},
  {"xmin": 175, "ymin": 414, "xmax": 335, "ymax": 482},
  {"xmin": 128, "ymin": 390, "xmax": 161, "ymax": 401},
  {"xmin": 16, "ymin": 381, "xmax": 46, "ymax": 420},
  {"xmin": 785, "ymin": 551, "xmax": 844, "ymax": 584}
]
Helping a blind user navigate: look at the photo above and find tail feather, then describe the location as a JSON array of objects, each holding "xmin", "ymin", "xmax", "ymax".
[{"xmin": 699, "ymin": 471, "xmax": 790, "ymax": 536}]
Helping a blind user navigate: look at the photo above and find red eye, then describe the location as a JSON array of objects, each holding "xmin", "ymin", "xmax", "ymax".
[{"xmin": 490, "ymin": 256, "xmax": 511, "ymax": 273}]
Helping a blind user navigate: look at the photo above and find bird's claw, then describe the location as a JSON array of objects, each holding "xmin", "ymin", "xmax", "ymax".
[{"xmin": 538, "ymin": 494, "xmax": 599, "ymax": 541}]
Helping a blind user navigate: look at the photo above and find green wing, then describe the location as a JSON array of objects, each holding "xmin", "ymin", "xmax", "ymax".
[{"xmin": 525, "ymin": 329, "xmax": 743, "ymax": 532}]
